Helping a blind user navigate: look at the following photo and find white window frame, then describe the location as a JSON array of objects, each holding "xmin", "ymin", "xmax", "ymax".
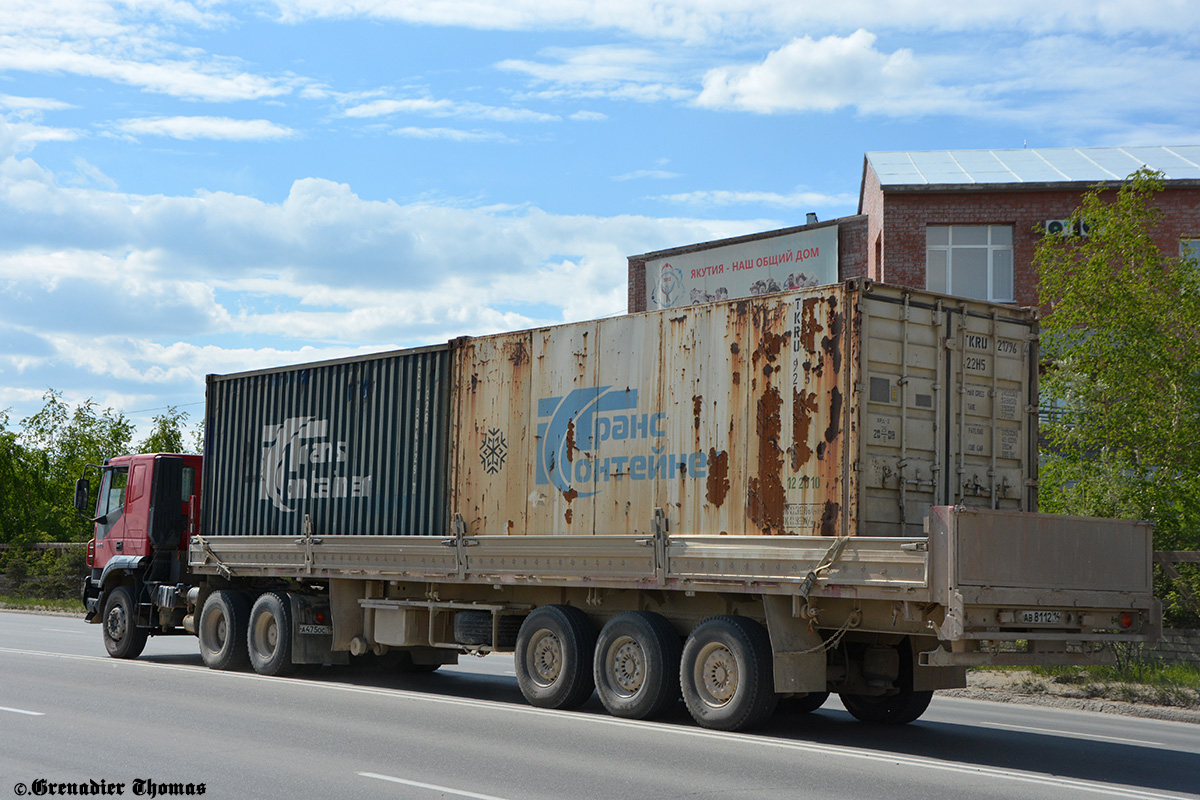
[
  {"xmin": 1181, "ymin": 238, "xmax": 1200, "ymax": 262},
  {"xmin": 926, "ymin": 224, "xmax": 1014, "ymax": 302}
]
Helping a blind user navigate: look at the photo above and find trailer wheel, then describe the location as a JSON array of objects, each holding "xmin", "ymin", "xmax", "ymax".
[
  {"xmin": 515, "ymin": 605, "xmax": 596, "ymax": 709},
  {"xmin": 198, "ymin": 590, "xmax": 251, "ymax": 671},
  {"xmin": 680, "ymin": 616, "xmax": 778, "ymax": 731},
  {"xmin": 782, "ymin": 691, "xmax": 830, "ymax": 715},
  {"xmin": 839, "ymin": 689, "xmax": 933, "ymax": 724},
  {"xmin": 248, "ymin": 592, "xmax": 294, "ymax": 676},
  {"xmin": 593, "ymin": 611, "xmax": 681, "ymax": 719},
  {"xmin": 102, "ymin": 586, "xmax": 148, "ymax": 659}
]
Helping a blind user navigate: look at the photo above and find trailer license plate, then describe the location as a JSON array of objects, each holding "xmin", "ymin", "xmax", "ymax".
[
  {"xmin": 299, "ymin": 624, "xmax": 332, "ymax": 635},
  {"xmin": 1021, "ymin": 610, "xmax": 1062, "ymax": 625}
]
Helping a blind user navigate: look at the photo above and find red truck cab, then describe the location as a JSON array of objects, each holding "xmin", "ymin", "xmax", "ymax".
[{"xmin": 77, "ymin": 453, "xmax": 203, "ymax": 657}]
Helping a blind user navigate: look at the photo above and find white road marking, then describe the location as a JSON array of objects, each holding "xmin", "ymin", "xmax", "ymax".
[
  {"xmin": 42, "ymin": 628, "xmax": 88, "ymax": 635},
  {"xmin": 359, "ymin": 772, "xmax": 509, "ymax": 799},
  {"xmin": 981, "ymin": 721, "xmax": 1165, "ymax": 747},
  {"xmin": 0, "ymin": 645, "xmax": 1191, "ymax": 800},
  {"xmin": 0, "ymin": 706, "xmax": 45, "ymax": 716}
]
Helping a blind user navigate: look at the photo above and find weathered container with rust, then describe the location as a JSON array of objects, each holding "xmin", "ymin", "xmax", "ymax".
[{"xmin": 451, "ymin": 280, "xmax": 1038, "ymax": 538}]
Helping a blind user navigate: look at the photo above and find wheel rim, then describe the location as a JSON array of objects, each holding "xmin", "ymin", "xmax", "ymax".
[
  {"xmin": 528, "ymin": 629, "xmax": 562, "ymax": 686},
  {"xmin": 105, "ymin": 603, "xmax": 127, "ymax": 642},
  {"xmin": 694, "ymin": 642, "xmax": 738, "ymax": 707},
  {"xmin": 202, "ymin": 608, "xmax": 228, "ymax": 651},
  {"xmin": 251, "ymin": 612, "xmax": 278, "ymax": 659},
  {"xmin": 605, "ymin": 635, "xmax": 645, "ymax": 697}
]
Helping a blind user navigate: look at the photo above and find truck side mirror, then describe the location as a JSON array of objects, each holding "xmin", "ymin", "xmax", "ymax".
[{"xmin": 74, "ymin": 478, "xmax": 91, "ymax": 513}]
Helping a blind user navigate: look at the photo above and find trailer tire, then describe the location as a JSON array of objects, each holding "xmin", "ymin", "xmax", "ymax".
[
  {"xmin": 782, "ymin": 691, "xmax": 830, "ymax": 715},
  {"xmin": 248, "ymin": 592, "xmax": 294, "ymax": 677},
  {"xmin": 594, "ymin": 611, "xmax": 681, "ymax": 719},
  {"xmin": 102, "ymin": 585, "xmax": 148, "ymax": 659},
  {"xmin": 839, "ymin": 689, "xmax": 933, "ymax": 724},
  {"xmin": 680, "ymin": 616, "xmax": 778, "ymax": 732},
  {"xmin": 199, "ymin": 590, "xmax": 251, "ymax": 671},
  {"xmin": 515, "ymin": 605, "xmax": 596, "ymax": 709}
]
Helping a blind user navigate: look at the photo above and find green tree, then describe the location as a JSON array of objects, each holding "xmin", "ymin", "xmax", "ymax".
[
  {"xmin": 1034, "ymin": 168, "xmax": 1200, "ymax": 625},
  {"xmin": 13, "ymin": 390, "xmax": 135, "ymax": 543},
  {"xmin": 137, "ymin": 406, "xmax": 194, "ymax": 454}
]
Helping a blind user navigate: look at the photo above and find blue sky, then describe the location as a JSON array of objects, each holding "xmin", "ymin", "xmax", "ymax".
[{"xmin": 2, "ymin": 0, "xmax": 1198, "ymax": 441}]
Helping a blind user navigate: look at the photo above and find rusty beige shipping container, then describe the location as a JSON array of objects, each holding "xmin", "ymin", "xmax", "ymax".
[{"xmin": 451, "ymin": 280, "xmax": 1038, "ymax": 538}]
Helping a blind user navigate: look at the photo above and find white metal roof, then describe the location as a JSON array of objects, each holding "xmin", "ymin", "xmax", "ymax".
[{"xmin": 866, "ymin": 146, "xmax": 1200, "ymax": 187}]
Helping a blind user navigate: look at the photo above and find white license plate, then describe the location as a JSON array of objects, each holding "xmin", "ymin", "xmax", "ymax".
[
  {"xmin": 1020, "ymin": 610, "xmax": 1062, "ymax": 625},
  {"xmin": 298, "ymin": 624, "xmax": 332, "ymax": 635}
]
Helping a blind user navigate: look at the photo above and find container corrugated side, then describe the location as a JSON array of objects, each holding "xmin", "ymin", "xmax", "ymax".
[
  {"xmin": 450, "ymin": 286, "xmax": 853, "ymax": 536},
  {"xmin": 201, "ymin": 346, "xmax": 451, "ymax": 537}
]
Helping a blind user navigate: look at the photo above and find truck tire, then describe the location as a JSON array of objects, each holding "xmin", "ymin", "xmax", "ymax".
[
  {"xmin": 782, "ymin": 691, "xmax": 830, "ymax": 715},
  {"xmin": 454, "ymin": 611, "xmax": 523, "ymax": 648},
  {"xmin": 515, "ymin": 605, "xmax": 596, "ymax": 709},
  {"xmin": 248, "ymin": 592, "xmax": 294, "ymax": 677},
  {"xmin": 680, "ymin": 616, "xmax": 778, "ymax": 731},
  {"xmin": 199, "ymin": 590, "xmax": 251, "ymax": 671},
  {"xmin": 102, "ymin": 585, "xmax": 148, "ymax": 659},
  {"xmin": 839, "ymin": 689, "xmax": 933, "ymax": 724},
  {"xmin": 593, "ymin": 611, "xmax": 681, "ymax": 719}
]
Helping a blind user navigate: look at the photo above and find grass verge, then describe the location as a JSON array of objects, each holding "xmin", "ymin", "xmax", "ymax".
[{"xmin": 0, "ymin": 595, "xmax": 85, "ymax": 613}]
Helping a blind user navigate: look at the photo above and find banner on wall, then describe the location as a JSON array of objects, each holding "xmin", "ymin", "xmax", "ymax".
[{"xmin": 645, "ymin": 225, "xmax": 839, "ymax": 310}]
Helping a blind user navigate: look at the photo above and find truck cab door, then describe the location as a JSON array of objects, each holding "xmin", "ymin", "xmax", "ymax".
[{"xmin": 92, "ymin": 466, "xmax": 129, "ymax": 568}]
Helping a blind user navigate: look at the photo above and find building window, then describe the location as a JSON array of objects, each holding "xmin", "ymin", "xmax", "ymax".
[
  {"xmin": 926, "ymin": 225, "xmax": 1014, "ymax": 302},
  {"xmin": 1181, "ymin": 239, "xmax": 1199, "ymax": 262}
]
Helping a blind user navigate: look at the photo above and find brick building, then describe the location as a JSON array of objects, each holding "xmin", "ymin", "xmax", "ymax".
[{"xmin": 629, "ymin": 146, "xmax": 1200, "ymax": 312}]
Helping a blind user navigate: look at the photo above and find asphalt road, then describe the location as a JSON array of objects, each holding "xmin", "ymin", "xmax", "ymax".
[{"xmin": 2, "ymin": 610, "xmax": 1198, "ymax": 800}]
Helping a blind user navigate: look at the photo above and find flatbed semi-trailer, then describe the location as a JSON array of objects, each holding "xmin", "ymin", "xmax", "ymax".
[{"xmin": 77, "ymin": 281, "xmax": 1159, "ymax": 731}]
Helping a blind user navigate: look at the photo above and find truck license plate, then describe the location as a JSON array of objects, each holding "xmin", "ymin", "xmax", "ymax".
[
  {"xmin": 299, "ymin": 624, "xmax": 332, "ymax": 635},
  {"xmin": 1020, "ymin": 610, "xmax": 1062, "ymax": 625}
]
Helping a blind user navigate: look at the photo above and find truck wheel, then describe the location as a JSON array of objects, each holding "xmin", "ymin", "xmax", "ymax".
[
  {"xmin": 839, "ymin": 689, "xmax": 933, "ymax": 724},
  {"xmin": 199, "ymin": 590, "xmax": 251, "ymax": 671},
  {"xmin": 248, "ymin": 592, "xmax": 294, "ymax": 676},
  {"xmin": 593, "ymin": 611, "xmax": 681, "ymax": 719},
  {"xmin": 102, "ymin": 586, "xmax": 148, "ymax": 659},
  {"xmin": 782, "ymin": 691, "xmax": 830, "ymax": 715},
  {"xmin": 680, "ymin": 616, "xmax": 778, "ymax": 731},
  {"xmin": 515, "ymin": 605, "xmax": 596, "ymax": 709}
]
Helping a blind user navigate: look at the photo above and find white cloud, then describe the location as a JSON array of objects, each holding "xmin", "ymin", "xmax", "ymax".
[
  {"xmin": 656, "ymin": 189, "xmax": 858, "ymax": 209},
  {"xmin": 116, "ymin": 116, "xmax": 297, "ymax": 141},
  {"xmin": 570, "ymin": 110, "xmax": 607, "ymax": 121},
  {"xmin": 0, "ymin": 115, "xmax": 77, "ymax": 159},
  {"xmin": 264, "ymin": 1, "xmax": 1200, "ymax": 42},
  {"xmin": 344, "ymin": 97, "xmax": 558, "ymax": 123},
  {"xmin": 696, "ymin": 29, "xmax": 963, "ymax": 116},
  {"xmin": 392, "ymin": 127, "xmax": 511, "ymax": 142},
  {"xmin": 499, "ymin": 46, "xmax": 693, "ymax": 103},
  {"xmin": 0, "ymin": 95, "xmax": 75, "ymax": 114},
  {"xmin": 613, "ymin": 169, "xmax": 680, "ymax": 182}
]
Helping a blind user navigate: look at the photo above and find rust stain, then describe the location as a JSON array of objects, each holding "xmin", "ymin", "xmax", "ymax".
[
  {"xmin": 692, "ymin": 394, "xmax": 703, "ymax": 432},
  {"xmin": 563, "ymin": 487, "xmax": 578, "ymax": 502},
  {"xmin": 824, "ymin": 386, "xmax": 842, "ymax": 443},
  {"xmin": 820, "ymin": 501, "xmax": 840, "ymax": 537},
  {"xmin": 820, "ymin": 297, "xmax": 844, "ymax": 374},
  {"xmin": 507, "ymin": 520, "xmax": 514, "ymax": 533},
  {"xmin": 791, "ymin": 388, "xmax": 818, "ymax": 470},
  {"xmin": 747, "ymin": 386, "xmax": 785, "ymax": 534},
  {"xmin": 730, "ymin": 342, "xmax": 740, "ymax": 355},
  {"xmin": 732, "ymin": 370, "xmax": 740, "ymax": 386},
  {"xmin": 705, "ymin": 448, "xmax": 730, "ymax": 507},
  {"xmin": 564, "ymin": 508, "xmax": 573, "ymax": 524},
  {"xmin": 798, "ymin": 297, "xmax": 824, "ymax": 353},
  {"xmin": 505, "ymin": 339, "xmax": 529, "ymax": 367},
  {"xmin": 564, "ymin": 418, "xmax": 576, "ymax": 463}
]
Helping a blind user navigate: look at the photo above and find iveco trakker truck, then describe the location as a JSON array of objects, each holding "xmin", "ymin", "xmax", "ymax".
[{"xmin": 77, "ymin": 281, "xmax": 1159, "ymax": 731}]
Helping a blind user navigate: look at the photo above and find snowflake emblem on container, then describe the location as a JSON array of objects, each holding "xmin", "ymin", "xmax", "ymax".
[{"xmin": 480, "ymin": 428, "xmax": 507, "ymax": 474}]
